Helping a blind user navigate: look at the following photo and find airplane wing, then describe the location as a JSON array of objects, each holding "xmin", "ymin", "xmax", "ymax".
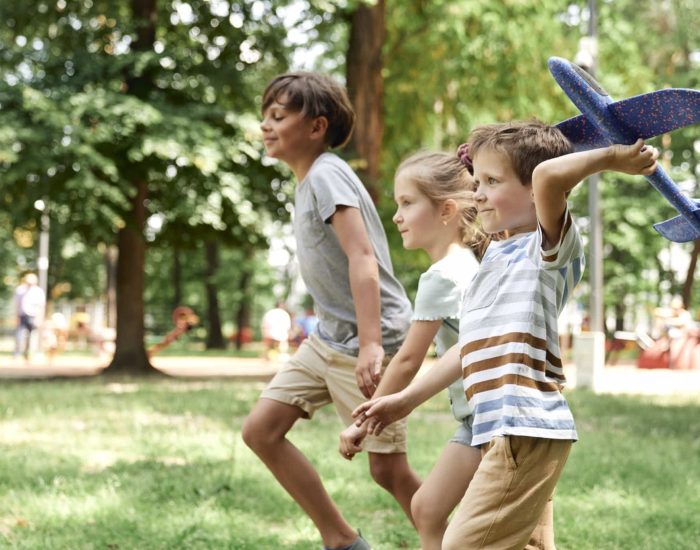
[
  {"xmin": 609, "ymin": 89, "xmax": 700, "ymax": 140},
  {"xmin": 556, "ymin": 89, "xmax": 700, "ymax": 151}
]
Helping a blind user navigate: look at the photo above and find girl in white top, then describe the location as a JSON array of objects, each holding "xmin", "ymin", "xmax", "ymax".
[{"xmin": 339, "ymin": 151, "xmax": 482, "ymax": 550}]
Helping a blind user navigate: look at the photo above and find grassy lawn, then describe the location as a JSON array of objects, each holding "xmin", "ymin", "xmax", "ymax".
[{"xmin": 1, "ymin": 378, "xmax": 699, "ymax": 549}]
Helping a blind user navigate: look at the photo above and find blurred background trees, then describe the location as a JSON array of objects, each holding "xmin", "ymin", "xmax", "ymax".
[{"xmin": 0, "ymin": 0, "xmax": 697, "ymax": 370}]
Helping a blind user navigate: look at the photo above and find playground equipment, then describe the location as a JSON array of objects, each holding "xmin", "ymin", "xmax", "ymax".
[
  {"xmin": 637, "ymin": 329, "xmax": 700, "ymax": 370},
  {"xmin": 548, "ymin": 56, "xmax": 700, "ymax": 242},
  {"xmin": 148, "ymin": 306, "xmax": 199, "ymax": 357}
]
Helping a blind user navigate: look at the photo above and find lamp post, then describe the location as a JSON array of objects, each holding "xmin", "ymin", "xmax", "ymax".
[
  {"xmin": 572, "ymin": 0, "xmax": 605, "ymax": 392},
  {"xmin": 574, "ymin": 0, "xmax": 604, "ymax": 335},
  {"xmin": 34, "ymin": 199, "xmax": 50, "ymax": 299},
  {"xmin": 33, "ymin": 199, "xmax": 50, "ymax": 358}
]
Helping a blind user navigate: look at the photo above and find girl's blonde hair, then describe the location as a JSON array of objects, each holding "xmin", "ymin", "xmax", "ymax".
[{"xmin": 396, "ymin": 151, "xmax": 485, "ymax": 257}]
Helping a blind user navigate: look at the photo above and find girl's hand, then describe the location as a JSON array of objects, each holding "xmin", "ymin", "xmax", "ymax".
[
  {"xmin": 338, "ymin": 422, "xmax": 368, "ymax": 460},
  {"xmin": 610, "ymin": 139, "xmax": 659, "ymax": 176},
  {"xmin": 352, "ymin": 390, "xmax": 413, "ymax": 436}
]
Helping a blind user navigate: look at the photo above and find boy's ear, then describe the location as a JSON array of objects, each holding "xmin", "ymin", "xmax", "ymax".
[{"xmin": 311, "ymin": 116, "xmax": 329, "ymax": 140}]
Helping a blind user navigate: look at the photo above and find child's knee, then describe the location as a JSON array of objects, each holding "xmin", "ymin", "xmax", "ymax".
[
  {"xmin": 241, "ymin": 412, "xmax": 276, "ymax": 451},
  {"xmin": 411, "ymin": 488, "xmax": 438, "ymax": 529},
  {"xmin": 240, "ymin": 414, "xmax": 260, "ymax": 449},
  {"xmin": 368, "ymin": 456, "xmax": 396, "ymax": 489},
  {"xmin": 368, "ymin": 454, "xmax": 410, "ymax": 489}
]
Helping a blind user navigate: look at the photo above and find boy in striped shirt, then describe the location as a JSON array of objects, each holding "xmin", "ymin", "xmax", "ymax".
[{"xmin": 354, "ymin": 121, "xmax": 658, "ymax": 549}]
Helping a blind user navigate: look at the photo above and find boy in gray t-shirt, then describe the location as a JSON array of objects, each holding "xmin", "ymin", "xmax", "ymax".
[{"xmin": 242, "ymin": 72, "xmax": 419, "ymax": 550}]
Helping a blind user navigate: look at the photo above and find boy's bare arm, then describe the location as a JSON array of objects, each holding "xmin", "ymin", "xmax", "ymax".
[
  {"xmin": 532, "ymin": 139, "xmax": 658, "ymax": 247},
  {"xmin": 331, "ymin": 205, "xmax": 384, "ymax": 398}
]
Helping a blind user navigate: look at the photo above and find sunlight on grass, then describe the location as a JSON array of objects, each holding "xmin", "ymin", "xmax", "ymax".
[{"xmin": 1, "ymin": 379, "xmax": 699, "ymax": 548}]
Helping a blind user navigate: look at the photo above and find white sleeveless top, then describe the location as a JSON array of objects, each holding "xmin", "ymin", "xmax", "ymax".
[{"xmin": 413, "ymin": 247, "xmax": 479, "ymax": 421}]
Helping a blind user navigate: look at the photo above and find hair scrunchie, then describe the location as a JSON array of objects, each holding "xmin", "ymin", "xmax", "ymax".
[{"xmin": 457, "ymin": 143, "xmax": 473, "ymax": 175}]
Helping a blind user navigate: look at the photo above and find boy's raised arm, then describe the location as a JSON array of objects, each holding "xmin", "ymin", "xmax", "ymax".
[{"xmin": 532, "ymin": 139, "xmax": 658, "ymax": 248}]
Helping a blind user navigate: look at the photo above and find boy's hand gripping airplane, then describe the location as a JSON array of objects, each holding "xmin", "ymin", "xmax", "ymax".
[{"xmin": 549, "ymin": 56, "xmax": 700, "ymax": 242}]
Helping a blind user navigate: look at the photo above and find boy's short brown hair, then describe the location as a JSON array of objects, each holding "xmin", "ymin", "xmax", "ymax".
[
  {"xmin": 469, "ymin": 120, "xmax": 573, "ymax": 185},
  {"xmin": 262, "ymin": 72, "xmax": 355, "ymax": 149}
]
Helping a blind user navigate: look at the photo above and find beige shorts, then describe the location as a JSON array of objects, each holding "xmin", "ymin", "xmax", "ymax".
[
  {"xmin": 261, "ymin": 333, "xmax": 407, "ymax": 454},
  {"xmin": 443, "ymin": 436, "xmax": 571, "ymax": 550}
]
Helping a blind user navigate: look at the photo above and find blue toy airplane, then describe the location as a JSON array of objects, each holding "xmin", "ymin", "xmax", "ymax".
[{"xmin": 549, "ymin": 56, "xmax": 700, "ymax": 242}]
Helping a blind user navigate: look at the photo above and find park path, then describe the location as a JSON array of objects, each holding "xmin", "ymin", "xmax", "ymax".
[
  {"xmin": 0, "ymin": 354, "xmax": 278, "ymax": 381},
  {"xmin": 1, "ymin": 353, "xmax": 700, "ymax": 397}
]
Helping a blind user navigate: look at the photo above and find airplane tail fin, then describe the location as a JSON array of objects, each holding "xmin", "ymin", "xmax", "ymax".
[
  {"xmin": 654, "ymin": 205, "xmax": 700, "ymax": 243},
  {"xmin": 556, "ymin": 115, "xmax": 609, "ymax": 151}
]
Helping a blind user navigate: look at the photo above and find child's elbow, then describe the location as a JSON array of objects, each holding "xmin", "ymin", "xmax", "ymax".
[
  {"xmin": 347, "ymin": 246, "xmax": 377, "ymax": 266},
  {"xmin": 532, "ymin": 162, "xmax": 554, "ymax": 190}
]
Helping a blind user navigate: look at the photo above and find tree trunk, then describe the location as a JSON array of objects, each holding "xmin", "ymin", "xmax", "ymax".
[
  {"xmin": 681, "ymin": 239, "xmax": 700, "ymax": 308},
  {"xmin": 172, "ymin": 245, "xmax": 182, "ymax": 310},
  {"xmin": 106, "ymin": 179, "xmax": 153, "ymax": 373},
  {"xmin": 345, "ymin": 0, "xmax": 385, "ymax": 201},
  {"xmin": 614, "ymin": 301, "xmax": 625, "ymax": 332},
  {"xmin": 205, "ymin": 240, "xmax": 226, "ymax": 349},
  {"xmin": 234, "ymin": 257, "xmax": 253, "ymax": 350},
  {"xmin": 104, "ymin": 245, "xmax": 117, "ymax": 329},
  {"xmin": 104, "ymin": 0, "xmax": 157, "ymax": 374}
]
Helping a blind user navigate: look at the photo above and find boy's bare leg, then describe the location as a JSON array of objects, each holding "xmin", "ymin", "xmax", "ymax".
[
  {"xmin": 410, "ymin": 442, "xmax": 481, "ymax": 550},
  {"xmin": 242, "ymin": 398, "xmax": 357, "ymax": 549},
  {"xmin": 367, "ymin": 452, "xmax": 421, "ymax": 522}
]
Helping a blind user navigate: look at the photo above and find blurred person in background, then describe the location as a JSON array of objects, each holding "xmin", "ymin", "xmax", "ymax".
[
  {"xmin": 261, "ymin": 301, "xmax": 292, "ymax": 361},
  {"xmin": 14, "ymin": 273, "xmax": 46, "ymax": 361}
]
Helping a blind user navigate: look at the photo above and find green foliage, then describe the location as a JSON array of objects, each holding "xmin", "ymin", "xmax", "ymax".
[
  {"xmin": 0, "ymin": 0, "xmax": 698, "ymax": 328},
  {"xmin": 373, "ymin": 0, "xmax": 700, "ymax": 316},
  {"xmin": 0, "ymin": 0, "xmax": 296, "ymax": 331},
  {"xmin": 144, "ymin": 244, "xmax": 277, "ymax": 336}
]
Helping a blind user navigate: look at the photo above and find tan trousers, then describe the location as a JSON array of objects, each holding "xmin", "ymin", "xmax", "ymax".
[{"xmin": 442, "ymin": 436, "xmax": 572, "ymax": 550}]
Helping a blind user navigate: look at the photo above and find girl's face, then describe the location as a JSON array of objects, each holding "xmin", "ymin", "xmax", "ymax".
[
  {"xmin": 472, "ymin": 147, "xmax": 537, "ymax": 237},
  {"xmin": 392, "ymin": 172, "xmax": 444, "ymax": 251},
  {"xmin": 260, "ymin": 95, "xmax": 318, "ymax": 163}
]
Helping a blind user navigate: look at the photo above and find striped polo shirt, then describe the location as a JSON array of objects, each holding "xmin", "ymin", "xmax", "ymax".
[{"xmin": 459, "ymin": 211, "xmax": 584, "ymax": 446}]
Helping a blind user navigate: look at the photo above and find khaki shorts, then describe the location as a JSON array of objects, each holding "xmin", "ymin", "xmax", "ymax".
[
  {"xmin": 443, "ymin": 436, "xmax": 571, "ymax": 550},
  {"xmin": 261, "ymin": 333, "xmax": 407, "ymax": 454}
]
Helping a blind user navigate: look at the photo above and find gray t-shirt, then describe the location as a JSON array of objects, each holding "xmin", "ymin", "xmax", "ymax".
[{"xmin": 294, "ymin": 153, "xmax": 412, "ymax": 356}]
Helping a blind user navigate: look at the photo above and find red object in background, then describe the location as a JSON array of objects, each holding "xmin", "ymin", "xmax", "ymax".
[
  {"xmin": 637, "ymin": 339, "xmax": 670, "ymax": 369},
  {"xmin": 230, "ymin": 326, "xmax": 254, "ymax": 344},
  {"xmin": 238, "ymin": 326, "xmax": 253, "ymax": 344},
  {"xmin": 637, "ymin": 328, "xmax": 700, "ymax": 370}
]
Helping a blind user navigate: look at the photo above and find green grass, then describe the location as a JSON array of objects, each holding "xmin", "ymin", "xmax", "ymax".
[{"xmin": 0, "ymin": 379, "xmax": 699, "ymax": 549}]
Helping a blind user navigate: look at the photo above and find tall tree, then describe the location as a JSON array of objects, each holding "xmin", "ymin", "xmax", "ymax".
[
  {"xmin": 0, "ymin": 0, "xmax": 292, "ymax": 372},
  {"xmin": 345, "ymin": 0, "xmax": 385, "ymax": 198},
  {"xmin": 109, "ymin": 0, "xmax": 157, "ymax": 373}
]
